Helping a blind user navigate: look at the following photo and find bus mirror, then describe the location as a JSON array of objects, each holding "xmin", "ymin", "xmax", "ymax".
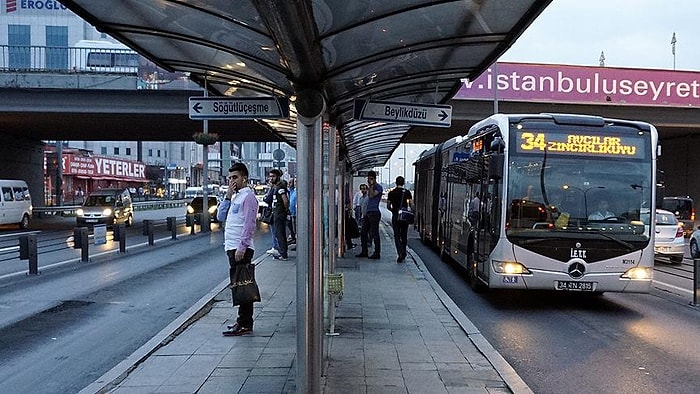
[
  {"xmin": 488, "ymin": 154, "xmax": 504, "ymax": 180},
  {"xmin": 490, "ymin": 136, "xmax": 505, "ymax": 153}
]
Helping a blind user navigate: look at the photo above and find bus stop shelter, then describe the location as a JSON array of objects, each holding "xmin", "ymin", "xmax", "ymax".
[{"xmin": 60, "ymin": 1, "xmax": 553, "ymax": 391}]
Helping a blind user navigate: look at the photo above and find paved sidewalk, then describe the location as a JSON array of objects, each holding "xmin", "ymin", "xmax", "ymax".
[{"xmin": 83, "ymin": 225, "xmax": 530, "ymax": 393}]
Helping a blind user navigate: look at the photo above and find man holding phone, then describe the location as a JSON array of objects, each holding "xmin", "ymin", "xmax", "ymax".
[{"xmin": 217, "ymin": 163, "xmax": 259, "ymax": 336}]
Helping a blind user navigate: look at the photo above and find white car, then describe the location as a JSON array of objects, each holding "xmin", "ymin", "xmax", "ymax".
[
  {"xmin": 647, "ymin": 209, "xmax": 685, "ymax": 263},
  {"xmin": 689, "ymin": 226, "xmax": 700, "ymax": 258}
]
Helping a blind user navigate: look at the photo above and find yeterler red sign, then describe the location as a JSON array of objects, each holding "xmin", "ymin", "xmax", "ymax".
[
  {"xmin": 456, "ymin": 62, "xmax": 700, "ymax": 107},
  {"xmin": 62, "ymin": 154, "xmax": 147, "ymax": 181}
]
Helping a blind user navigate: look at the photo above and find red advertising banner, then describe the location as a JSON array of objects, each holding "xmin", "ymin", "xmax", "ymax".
[
  {"xmin": 62, "ymin": 154, "xmax": 147, "ymax": 181},
  {"xmin": 455, "ymin": 62, "xmax": 700, "ymax": 108}
]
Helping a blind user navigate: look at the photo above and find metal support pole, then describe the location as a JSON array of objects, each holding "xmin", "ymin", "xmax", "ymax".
[
  {"xmin": 296, "ymin": 111, "xmax": 323, "ymax": 394},
  {"xmin": 694, "ymin": 258, "xmax": 700, "ymax": 306},
  {"xmin": 167, "ymin": 216, "xmax": 177, "ymax": 240},
  {"xmin": 328, "ymin": 125, "xmax": 337, "ymax": 267}
]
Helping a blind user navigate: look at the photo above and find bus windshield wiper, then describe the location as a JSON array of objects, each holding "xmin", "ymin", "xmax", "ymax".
[{"xmin": 585, "ymin": 231, "xmax": 636, "ymax": 251}]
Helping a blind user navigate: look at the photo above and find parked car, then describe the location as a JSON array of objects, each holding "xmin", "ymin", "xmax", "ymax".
[
  {"xmin": 186, "ymin": 196, "xmax": 219, "ymax": 224},
  {"xmin": 76, "ymin": 188, "xmax": 134, "ymax": 227},
  {"xmin": 0, "ymin": 179, "xmax": 32, "ymax": 229},
  {"xmin": 644, "ymin": 208, "xmax": 685, "ymax": 263},
  {"xmin": 689, "ymin": 227, "xmax": 700, "ymax": 258},
  {"xmin": 661, "ymin": 196, "xmax": 695, "ymax": 237}
]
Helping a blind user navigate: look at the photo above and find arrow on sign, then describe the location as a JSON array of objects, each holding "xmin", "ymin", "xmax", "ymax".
[
  {"xmin": 353, "ymin": 99, "xmax": 452, "ymax": 128},
  {"xmin": 188, "ymin": 96, "xmax": 290, "ymax": 120}
]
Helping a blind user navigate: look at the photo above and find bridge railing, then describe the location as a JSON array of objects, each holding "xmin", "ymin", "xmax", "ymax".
[{"xmin": 0, "ymin": 44, "xmax": 138, "ymax": 74}]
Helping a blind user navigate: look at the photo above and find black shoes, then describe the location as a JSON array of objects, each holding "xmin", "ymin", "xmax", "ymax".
[
  {"xmin": 223, "ymin": 323, "xmax": 253, "ymax": 336},
  {"xmin": 356, "ymin": 252, "xmax": 368, "ymax": 258},
  {"xmin": 368, "ymin": 254, "xmax": 380, "ymax": 260}
]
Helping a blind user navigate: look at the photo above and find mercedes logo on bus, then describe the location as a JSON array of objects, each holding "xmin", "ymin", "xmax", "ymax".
[{"xmin": 567, "ymin": 259, "xmax": 586, "ymax": 279}]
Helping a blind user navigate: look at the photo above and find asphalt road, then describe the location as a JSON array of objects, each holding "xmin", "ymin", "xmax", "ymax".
[
  {"xmin": 409, "ymin": 236, "xmax": 700, "ymax": 394},
  {"xmin": 0, "ymin": 221, "xmax": 273, "ymax": 393}
]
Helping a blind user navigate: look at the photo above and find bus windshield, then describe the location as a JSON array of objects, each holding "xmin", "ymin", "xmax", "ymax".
[{"xmin": 505, "ymin": 122, "xmax": 652, "ymax": 243}]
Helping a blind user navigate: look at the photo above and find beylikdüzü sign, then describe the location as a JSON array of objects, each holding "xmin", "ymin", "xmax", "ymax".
[
  {"xmin": 62, "ymin": 155, "xmax": 147, "ymax": 181},
  {"xmin": 456, "ymin": 62, "xmax": 700, "ymax": 107}
]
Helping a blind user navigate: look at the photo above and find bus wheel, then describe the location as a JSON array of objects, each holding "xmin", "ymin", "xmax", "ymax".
[
  {"xmin": 467, "ymin": 253, "xmax": 486, "ymax": 293},
  {"xmin": 19, "ymin": 214, "xmax": 30, "ymax": 229}
]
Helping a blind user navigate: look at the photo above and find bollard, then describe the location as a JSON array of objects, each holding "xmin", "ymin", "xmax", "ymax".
[
  {"xmin": 19, "ymin": 234, "xmax": 39, "ymax": 275},
  {"xmin": 694, "ymin": 258, "xmax": 700, "ymax": 307},
  {"xmin": 74, "ymin": 227, "xmax": 89, "ymax": 262},
  {"xmin": 147, "ymin": 220, "xmax": 155, "ymax": 245},
  {"xmin": 142, "ymin": 219, "xmax": 150, "ymax": 236},
  {"xmin": 167, "ymin": 217, "xmax": 177, "ymax": 240},
  {"xmin": 114, "ymin": 223, "xmax": 126, "ymax": 253},
  {"xmin": 201, "ymin": 213, "xmax": 211, "ymax": 233}
]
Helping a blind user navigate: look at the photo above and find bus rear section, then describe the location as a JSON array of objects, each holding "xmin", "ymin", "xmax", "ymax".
[
  {"xmin": 70, "ymin": 40, "xmax": 139, "ymax": 74},
  {"xmin": 423, "ymin": 113, "xmax": 657, "ymax": 294}
]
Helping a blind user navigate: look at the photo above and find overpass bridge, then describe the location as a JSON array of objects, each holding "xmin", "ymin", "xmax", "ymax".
[{"xmin": 2, "ymin": 62, "xmax": 700, "ymax": 204}]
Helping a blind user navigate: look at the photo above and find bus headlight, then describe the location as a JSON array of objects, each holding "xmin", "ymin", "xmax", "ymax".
[
  {"xmin": 492, "ymin": 260, "xmax": 531, "ymax": 275},
  {"xmin": 621, "ymin": 267, "xmax": 652, "ymax": 280},
  {"xmin": 208, "ymin": 205, "xmax": 217, "ymax": 214}
]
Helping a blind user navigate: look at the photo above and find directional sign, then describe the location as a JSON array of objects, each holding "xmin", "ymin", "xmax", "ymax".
[
  {"xmin": 189, "ymin": 96, "xmax": 290, "ymax": 120},
  {"xmin": 353, "ymin": 99, "xmax": 452, "ymax": 128}
]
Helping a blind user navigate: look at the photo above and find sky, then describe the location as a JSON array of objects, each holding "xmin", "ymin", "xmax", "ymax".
[
  {"xmin": 501, "ymin": 0, "xmax": 699, "ymax": 71},
  {"xmin": 387, "ymin": 0, "xmax": 699, "ymax": 184}
]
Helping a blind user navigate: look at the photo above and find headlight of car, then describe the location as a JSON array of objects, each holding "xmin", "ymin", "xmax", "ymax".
[
  {"xmin": 186, "ymin": 205, "xmax": 194, "ymax": 214},
  {"xmin": 76, "ymin": 208, "xmax": 84, "ymax": 216},
  {"xmin": 102, "ymin": 208, "xmax": 113, "ymax": 216}
]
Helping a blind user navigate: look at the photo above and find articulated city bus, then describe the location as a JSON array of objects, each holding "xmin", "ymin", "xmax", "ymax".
[{"xmin": 414, "ymin": 113, "xmax": 658, "ymax": 293}]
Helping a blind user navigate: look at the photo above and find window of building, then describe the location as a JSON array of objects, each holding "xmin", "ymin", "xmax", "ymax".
[
  {"xmin": 157, "ymin": 150, "xmax": 161, "ymax": 157},
  {"xmin": 45, "ymin": 26, "xmax": 68, "ymax": 70},
  {"xmin": 8, "ymin": 25, "xmax": 30, "ymax": 69},
  {"xmin": 181, "ymin": 145, "xmax": 185, "ymax": 160},
  {"xmin": 148, "ymin": 149, "xmax": 153, "ymax": 157},
  {"xmin": 126, "ymin": 147, "xmax": 131, "ymax": 155},
  {"xmin": 101, "ymin": 147, "xmax": 107, "ymax": 155},
  {"xmin": 114, "ymin": 147, "xmax": 120, "ymax": 155}
]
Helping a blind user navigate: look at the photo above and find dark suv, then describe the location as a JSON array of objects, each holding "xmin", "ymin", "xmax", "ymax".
[
  {"xmin": 186, "ymin": 196, "xmax": 219, "ymax": 224},
  {"xmin": 661, "ymin": 196, "xmax": 695, "ymax": 237}
]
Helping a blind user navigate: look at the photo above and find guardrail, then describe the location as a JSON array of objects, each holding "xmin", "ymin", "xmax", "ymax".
[
  {"xmin": 32, "ymin": 200, "xmax": 186, "ymax": 217},
  {"xmin": 8, "ymin": 215, "xmax": 208, "ymax": 275}
]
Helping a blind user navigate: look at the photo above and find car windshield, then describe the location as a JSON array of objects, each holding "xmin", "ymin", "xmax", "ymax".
[{"xmin": 84, "ymin": 195, "xmax": 114, "ymax": 206}]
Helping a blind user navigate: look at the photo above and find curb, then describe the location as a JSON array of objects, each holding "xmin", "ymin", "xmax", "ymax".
[{"xmin": 408, "ymin": 250, "xmax": 533, "ymax": 394}]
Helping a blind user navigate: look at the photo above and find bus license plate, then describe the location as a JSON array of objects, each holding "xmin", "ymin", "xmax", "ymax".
[{"xmin": 555, "ymin": 281, "xmax": 594, "ymax": 291}]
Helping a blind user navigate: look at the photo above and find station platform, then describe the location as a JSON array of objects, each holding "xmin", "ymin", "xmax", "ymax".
[{"xmin": 81, "ymin": 224, "xmax": 530, "ymax": 393}]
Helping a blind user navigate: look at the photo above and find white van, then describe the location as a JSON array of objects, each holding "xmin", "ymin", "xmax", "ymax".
[{"xmin": 0, "ymin": 180, "xmax": 33, "ymax": 229}]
